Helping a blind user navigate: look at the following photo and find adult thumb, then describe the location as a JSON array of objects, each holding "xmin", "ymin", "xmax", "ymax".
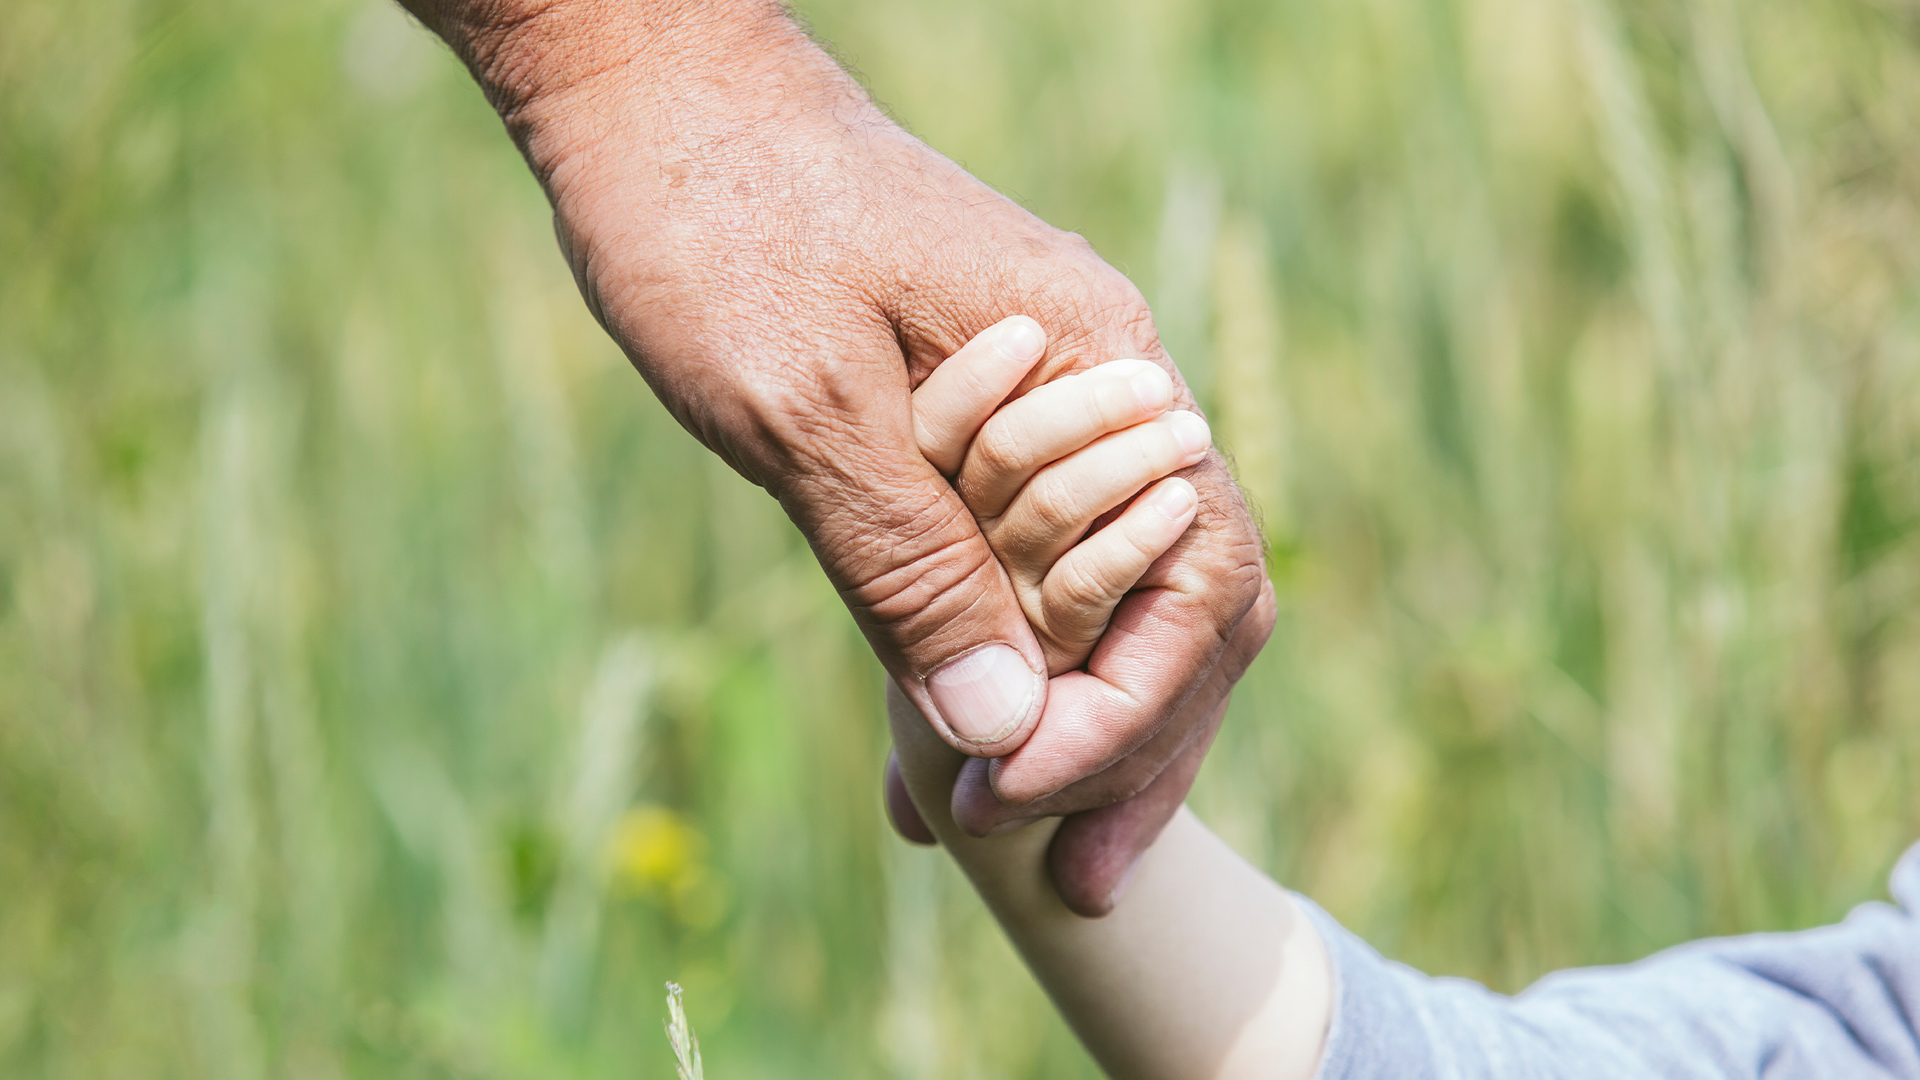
[{"xmin": 767, "ymin": 378, "xmax": 1049, "ymax": 757}]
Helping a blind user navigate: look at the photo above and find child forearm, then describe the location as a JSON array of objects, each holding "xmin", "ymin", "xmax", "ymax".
[{"xmin": 888, "ymin": 693, "xmax": 1332, "ymax": 1080}]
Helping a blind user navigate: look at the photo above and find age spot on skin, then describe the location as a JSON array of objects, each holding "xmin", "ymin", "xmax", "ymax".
[{"xmin": 663, "ymin": 162, "xmax": 691, "ymax": 188}]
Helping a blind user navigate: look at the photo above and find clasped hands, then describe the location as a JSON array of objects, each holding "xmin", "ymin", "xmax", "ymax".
[{"xmin": 404, "ymin": 0, "xmax": 1274, "ymax": 916}]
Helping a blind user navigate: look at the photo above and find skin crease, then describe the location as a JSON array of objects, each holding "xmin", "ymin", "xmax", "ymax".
[{"xmin": 398, "ymin": 0, "xmax": 1274, "ymax": 916}]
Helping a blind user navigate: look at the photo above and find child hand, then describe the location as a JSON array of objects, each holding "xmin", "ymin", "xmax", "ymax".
[{"xmin": 911, "ymin": 318, "xmax": 1213, "ymax": 674}]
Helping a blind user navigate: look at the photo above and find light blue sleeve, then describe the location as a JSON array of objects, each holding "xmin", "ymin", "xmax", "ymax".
[{"xmin": 1303, "ymin": 842, "xmax": 1920, "ymax": 1079}]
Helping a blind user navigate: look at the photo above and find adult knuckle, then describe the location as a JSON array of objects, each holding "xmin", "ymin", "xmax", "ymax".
[
  {"xmin": 1182, "ymin": 471, "xmax": 1266, "ymax": 571},
  {"xmin": 990, "ymin": 243, "xmax": 1164, "ymax": 364},
  {"xmin": 1052, "ymin": 273, "xmax": 1158, "ymax": 349},
  {"xmin": 1114, "ymin": 294, "xmax": 1163, "ymax": 349},
  {"xmin": 1051, "ymin": 228, "xmax": 1098, "ymax": 256}
]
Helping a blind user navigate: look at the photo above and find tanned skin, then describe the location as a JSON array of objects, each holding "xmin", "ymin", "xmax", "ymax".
[{"xmin": 397, "ymin": 0, "xmax": 1272, "ymax": 915}]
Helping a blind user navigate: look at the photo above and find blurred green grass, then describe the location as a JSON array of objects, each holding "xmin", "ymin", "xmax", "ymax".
[{"xmin": 3, "ymin": 0, "xmax": 1918, "ymax": 1076}]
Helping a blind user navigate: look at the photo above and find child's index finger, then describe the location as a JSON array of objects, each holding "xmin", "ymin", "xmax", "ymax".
[{"xmin": 911, "ymin": 316, "xmax": 1048, "ymax": 476}]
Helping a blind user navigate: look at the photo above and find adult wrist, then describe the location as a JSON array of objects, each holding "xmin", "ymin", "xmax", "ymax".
[{"xmin": 408, "ymin": 0, "xmax": 832, "ymax": 184}]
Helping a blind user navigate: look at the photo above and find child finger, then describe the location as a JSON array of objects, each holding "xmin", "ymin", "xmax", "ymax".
[
  {"xmin": 958, "ymin": 359, "xmax": 1176, "ymax": 518},
  {"xmin": 1038, "ymin": 478, "xmax": 1199, "ymax": 653},
  {"xmin": 910, "ymin": 316, "xmax": 1048, "ymax": 476},
  {"xmin": 987, "ymin": 410, "xmax": 1211, "ymax": 571}
]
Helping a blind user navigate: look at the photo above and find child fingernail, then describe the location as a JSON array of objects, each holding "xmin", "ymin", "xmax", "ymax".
[
  {"xmin": 1148, "ymin": 480, "xmax": 1198, "ymax": 521},
  {"xmin": 1130, "ymin": 366, "xmax": 1173, "ymax": 412},
  {"xmin": 1169, "ymin": 410, "xmax": 1211, "ymax": 456},
  {"xmin": 998, "ymin": 316, "xmax": 1046, "ymax": 362}
]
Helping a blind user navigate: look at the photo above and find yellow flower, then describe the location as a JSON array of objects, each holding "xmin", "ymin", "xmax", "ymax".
[{"xmin": 611, "ymin": 805, "xmax": 706, "ymax": 897}]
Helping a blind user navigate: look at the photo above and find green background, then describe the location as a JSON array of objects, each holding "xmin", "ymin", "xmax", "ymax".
[{"xmin": 4, "ymin": 0, "xmax": 1918, "ymax": 1076}]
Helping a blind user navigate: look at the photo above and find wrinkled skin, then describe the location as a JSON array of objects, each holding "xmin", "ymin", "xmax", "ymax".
[{"xmin": 403, "ymin": 0, "xmax": 1273, "ymax": 916}]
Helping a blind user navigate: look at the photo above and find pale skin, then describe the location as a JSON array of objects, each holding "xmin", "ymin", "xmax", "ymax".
[
  {"xmin": 397, "ymin": 0, "xmax": 1274, "ymax": 915},
  {"xmin": 889, "ymin": 320, "xmax": 1332, "ymax": 1080}
]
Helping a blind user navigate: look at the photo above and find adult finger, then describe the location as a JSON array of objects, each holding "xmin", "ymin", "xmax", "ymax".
[
  {"xmin": 766, "ymin": 320, "xmax": 1053, "ymax": 756},
  {"xmin": 1047, "ymin": 711, "xmax": 1225, "ymax": 916},
  {"xmin": 890, "ymin": 259, "xmax": 1271, "ymax": 906},
  {"xmin": 978, "ymin": 456, "xmax": 1268, "ymax": 803},
  {"xmin": 1051, "ymin": 577, "xmax": 1275, "ymax": 915},
  {"xmin": 949, "ymin": 575, "xmax": 1273, "ymax": 916},
  {"xmin": 947, "ymin": 672, "xmax": 1206, "ymax": 836},
  {"xmin": 966, "ymin": 568, "xmax": 1277, "ymax": 825},
  {"xmin": 949, "ymin": 573, "xmax": 1274, "ymax": 834},
  {"xmin": 885, "ymin": 750, "xmax": 938, "ymax": 846}
]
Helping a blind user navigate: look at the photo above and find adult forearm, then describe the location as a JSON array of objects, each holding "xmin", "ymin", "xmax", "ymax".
[
  {"xmin": 395, "ymin": 0, "xmax": 860, "ymax": 207},
  {"xmin": 397, "ymin": 0, "xmax": 795, "ymax": 121},
  {"xmin": 396, "ymin": 0, "xmax": 1278, "ymax": 915},
  {"xmin": 397, "ymin": 0, "xmax": 928, "ymax": 493}
]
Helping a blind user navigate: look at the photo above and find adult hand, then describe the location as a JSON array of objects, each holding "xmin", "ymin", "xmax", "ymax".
[{"xmin": 404, "ymin": 0, "xmax": 1272, "ymax": 915}]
